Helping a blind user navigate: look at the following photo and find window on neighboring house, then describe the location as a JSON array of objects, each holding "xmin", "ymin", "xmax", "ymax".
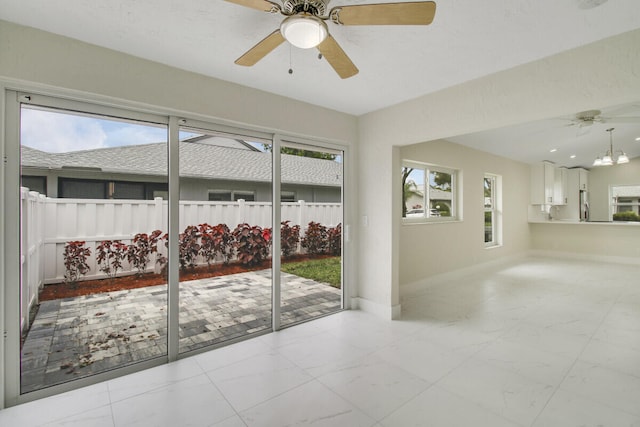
[
  {"xmin": 484, "ymin": 173, "xmax": 502, "ymax": 247},
  {"xmin": 21, "ymin": 175, "xmax": 47, "ymax": 195},
  {"xmin": 611, "ymin": 185, "xmax": 640, "ymax": 221},
  {"xmin": 233, "ymin": 190, "xmax": 255, "ymax": 202},
  {"xmin": 281, "ymin": 191, "xmax": 296, "ymax": 202},
  {"xmin": 208, "ymin": 190, "xmax": 232, "ymax": 201},
  {"xmin": 59, "ymin": 178, "xmax": 107, "ymax": 199},
  {"xmin": 402, "ymin": 161, "xmax": 459, "ymax": 222}
]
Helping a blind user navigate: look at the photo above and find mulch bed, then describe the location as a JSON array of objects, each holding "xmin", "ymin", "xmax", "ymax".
[{"xmin": 39, "ymin": 254, "xmax": 334, "ymax": 301}]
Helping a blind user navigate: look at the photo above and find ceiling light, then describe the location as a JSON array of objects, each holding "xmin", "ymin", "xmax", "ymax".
[
  {"xmin": 570, "ymin": 155, "xmax": 576, "ymax": 159},
  {"xmin": 635, "ymin": 137, "xmax": 640, "ymax": 141},
  {"xmin": 593, "ymin": 128, "xmax": 628, "ymax": 166},
  {"xmin": 549, "ymin": 148, "xmax": 557, "ymax": 153},
  {"xmin": 280, "ymin": 14, "xmax": 328, "ymax": 49}
]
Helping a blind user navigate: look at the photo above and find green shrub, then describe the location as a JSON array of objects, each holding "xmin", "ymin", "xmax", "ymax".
[{"xmin": 612, "ymin": 211, "xmax": 640, "ymax": 222}]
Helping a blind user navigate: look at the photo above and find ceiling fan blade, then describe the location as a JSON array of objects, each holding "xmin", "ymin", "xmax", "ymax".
[
  {"xmin": 330, "ymin": 1, "xmax": 436, "ymax": 26},
  {"xmin": 600, "ymin": 116, "xmax": 640, "ymax": 124},
  {"xmin": 235, "ymin": 30, "xmax": 285, "ymax": 66},
  {"xmin": 224, "ymin": 0, "xmax": 280, "ymax": 13},
  {"xmin": 317, "ymin": 35, "xmax": 359, "ymax": 79}
]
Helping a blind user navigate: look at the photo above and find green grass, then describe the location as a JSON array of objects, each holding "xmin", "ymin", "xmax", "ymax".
[{"xmin": 281, "ymin": 256, "xmax": 341, "ymax": 288}]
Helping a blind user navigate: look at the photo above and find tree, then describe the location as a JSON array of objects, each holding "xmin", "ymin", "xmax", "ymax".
[
  {"xmin": 261, "ymin": 144, "xmax": 337, "ymax": 160},
  {"xmin": 431, "ymin": 171, "xmax": 451, "ymax": 191},
  {"xmin": 402, "ymin": 167, "xmax": 423, "ymax": 217}
]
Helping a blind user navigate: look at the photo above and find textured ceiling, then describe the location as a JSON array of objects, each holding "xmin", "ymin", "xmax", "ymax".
[
  {"xmin": 1, "ymin": 0, "xmax": 640, "ymax": 166},
  {"xmin": 1, "ymin": 0, "xmax": 640, "ymax": 116}
]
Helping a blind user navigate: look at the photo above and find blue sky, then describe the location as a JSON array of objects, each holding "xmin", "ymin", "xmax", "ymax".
[
  {"xmin": 21, "ymin": 108, "xmax": 194, "ymax": 153},
  {"xmin": 21, "ymin": 107, "xmax": 341, "ymax": 163}
]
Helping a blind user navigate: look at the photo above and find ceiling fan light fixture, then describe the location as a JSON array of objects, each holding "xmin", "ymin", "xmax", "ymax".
[{"xmin": 280, "ymin": 14, "xmax": 328, "ymax": 49}]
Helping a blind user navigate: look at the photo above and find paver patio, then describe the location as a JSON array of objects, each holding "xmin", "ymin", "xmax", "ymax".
[{"xmin": 20, "ymin": 269, "xmax": 341, "ymax": 393}]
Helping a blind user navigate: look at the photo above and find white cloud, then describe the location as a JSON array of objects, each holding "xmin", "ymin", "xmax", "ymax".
[{"xmin": 21, "ymin": 108, "xmax": 108, "ymax": 153}]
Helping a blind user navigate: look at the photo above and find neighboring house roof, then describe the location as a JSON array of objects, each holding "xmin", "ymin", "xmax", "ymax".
[{"xmin": 21, "ymin": 138, "xmax": 342, "ymax": 187}]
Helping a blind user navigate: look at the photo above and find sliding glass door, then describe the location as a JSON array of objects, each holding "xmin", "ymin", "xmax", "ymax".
[
  {"xmin": 177, "ymin": 124, "xmax": 273, "ymax": 353},
  {"xmin": 278, "ymin": 142, "xmax": 343, "ymax": 328},
  {"xmin": 3, "ymin": 92, "xmax": 346, "ymax": 405},
  {"xmin": 16, "ymin": 97, "xmax": 169, "ymax": 394}
]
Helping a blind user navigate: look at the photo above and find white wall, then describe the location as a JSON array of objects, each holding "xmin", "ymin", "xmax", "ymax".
[
  {"xmin": 358, "ymin": 28, "xmax": 640, "ymax": 318},
  {"xmin": 399, "ymin": 139, "xmax": 530, "ymax": 288},
  {"xmin": 589, "ymin": 157, "xmax": 640, "ymax": 221}
]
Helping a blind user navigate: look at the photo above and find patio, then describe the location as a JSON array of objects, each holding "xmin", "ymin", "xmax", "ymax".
[{"xmin": 20, "ymin": 269, "xmax": 341, "ymax": 393}]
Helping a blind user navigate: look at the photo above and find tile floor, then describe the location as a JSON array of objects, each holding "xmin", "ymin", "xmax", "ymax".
[{"xmin": 2, "ymin": 256, "xmax": 640, "ymax": 426}]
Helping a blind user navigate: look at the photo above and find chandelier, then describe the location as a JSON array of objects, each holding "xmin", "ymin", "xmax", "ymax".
[{"xmin": 593, "ymin": 128, "xmax": 629, "ymax": 166}]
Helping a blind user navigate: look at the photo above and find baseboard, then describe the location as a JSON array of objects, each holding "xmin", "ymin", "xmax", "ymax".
[
  {"xmin": 528, "ymin": 249, "xmax": 640, "ymax": 266},
  {"xmin": 351, "ymin": 297, "xmax": 401, "ymax": 320},
  {"xmin": 401, "ymin": 252, "xmax": 528, "ymax": 297}
]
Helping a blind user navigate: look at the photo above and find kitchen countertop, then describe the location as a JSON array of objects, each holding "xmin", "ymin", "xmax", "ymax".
[{"xmin": 529, "ymin": 220, "xmax": 640, "ymax": 226}]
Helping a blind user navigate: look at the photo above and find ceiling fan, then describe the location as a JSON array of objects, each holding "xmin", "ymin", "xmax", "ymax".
[
  {"xmin": 225, "ymin": 0, "xmax": 436, "ymax": 79},
  {"xmin": 563, "ymin": 108, "xmax": 640, "ymax": 135}
]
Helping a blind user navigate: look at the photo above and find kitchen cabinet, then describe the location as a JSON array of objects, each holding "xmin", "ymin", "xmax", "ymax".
[
  {"xmin": 554, "ymin": 167, "xmax": 568, "ymax": 205},
  {"xmin": 563, "ymin": 168, "xmax": 589, "ymax": 221},
  {"xmin": 530, "ymin": 161, "xmax": 555, "ymax": 205},
  {"xmin": 578, "ymin": 168, "xmax": 588, "ymax": 191}
]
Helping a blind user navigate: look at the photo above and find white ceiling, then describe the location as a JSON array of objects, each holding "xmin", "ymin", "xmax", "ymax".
[
  {"xmin": 447, "ymin": 102, "xmax": 640, "ymax": 169},
  {"xmin": 1, "ymin": 0, "xmax": 640, "ymax": 167}
]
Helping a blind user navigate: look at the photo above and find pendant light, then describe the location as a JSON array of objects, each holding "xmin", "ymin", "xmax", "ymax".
[{"xmin": 593, "ymin": 128, "xmax": 629, "ymax": 166}]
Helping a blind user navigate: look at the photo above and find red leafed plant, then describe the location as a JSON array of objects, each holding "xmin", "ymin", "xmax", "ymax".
[
  {"xmin": 63, "ymin": 240, "xmax": 91, "ymax": 285},
  {"xmin": 96, "ymin": 239, "xmax": 128, "ymax": 282},
  {"xmin": 301, "ymin": 221, "xmax": 327, "ymax": 255},
  {"xmin": 127, "ymin": 233, "xmax": 155, "ymax": 277},
  {"xmin": 326, "ymin": 223, "xmax": 342, "ymax": 256},
  {"xmin": 280, "ymin": 220, "xmax": 300, "ymax": 258},
  {"xmin": 179, "ymin": 225, "xmax": 201, "ymax": 271},
  {"xmin": 199, "ymin": 223, "xmax": 235, "ymax": 268},
  {"xmin": 232, "ymin": 223, "xmax": 270, "ymax": 266}
]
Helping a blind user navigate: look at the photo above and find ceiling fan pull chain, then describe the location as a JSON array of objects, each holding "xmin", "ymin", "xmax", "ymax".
[{"xmin": 289, "ymin": 44, "xmax": 294, "ymax": 75}]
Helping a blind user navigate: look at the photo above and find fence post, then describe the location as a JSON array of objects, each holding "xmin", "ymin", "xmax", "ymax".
[
  {"xmin": 237, "ymin": 199, "xmax": 246, "ymax": 225},
  {"xmin": 154, "ymin": 197, "xmax": 163, "ymax": 231},
  {"xmin": 297, "ymin": 200, "xmax": 305, "ymax": 228}
]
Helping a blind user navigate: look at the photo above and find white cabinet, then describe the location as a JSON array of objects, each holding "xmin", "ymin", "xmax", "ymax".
[
  {"xmin": 554, "ymin": 167, "xmax": 568, "ymax": 205},
  {"xmin": 564, "ymin": 168, "xmax": 589, "ymax": 221},
  {"xmin": 578, "ymin": 168, "xmax": 588, "ymax": 191},
  {"xmin": 530, "ymin": 161, "xmax": 555, "ymax": 204}
]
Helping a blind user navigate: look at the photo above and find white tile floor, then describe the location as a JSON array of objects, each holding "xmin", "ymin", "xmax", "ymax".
[{"xmin": 2, "ymin": 256, "xmax": 640, "ymax": 426}]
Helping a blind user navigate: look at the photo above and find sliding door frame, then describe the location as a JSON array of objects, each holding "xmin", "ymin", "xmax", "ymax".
[{"xmin": 2, "ymin": 88, "xmax": 350, "ymax": 407}]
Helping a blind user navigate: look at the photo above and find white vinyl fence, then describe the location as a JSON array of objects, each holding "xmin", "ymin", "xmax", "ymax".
[{"xmin": 20, "ymin": 189, "xmax": 342, "ymax": 330}]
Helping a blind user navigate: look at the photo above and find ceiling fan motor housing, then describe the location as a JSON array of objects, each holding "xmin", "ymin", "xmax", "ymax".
[{"xmin": 282, "ymin": 0, "xmax": 329, "ymax": 16}]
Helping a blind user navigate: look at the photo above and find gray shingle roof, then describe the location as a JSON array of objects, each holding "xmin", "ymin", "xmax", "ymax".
[{"xmin": 21, "ymin": 141, "xmax": 342, "ymax": 187}]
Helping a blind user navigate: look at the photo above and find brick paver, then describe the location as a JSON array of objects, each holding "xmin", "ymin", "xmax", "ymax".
[{"xmin": 20, "ymin": 270, "xmax": 341, "ymax": 393}]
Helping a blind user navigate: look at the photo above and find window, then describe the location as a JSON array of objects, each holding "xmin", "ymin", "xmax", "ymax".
[
  {"xmin": 484, "ymin": 173, "xmax": 502, "ymax": 247},
  {"xmin": 208, "ymin": 190, "xmax": 232, "ymax": 201},
  {"xmin": 611, "ymin": 185, "xmax": 640, "ymax": 221},
  {"xmin": 281, "ymin": 191, "xmax": 296, "ymax": 202},
  {"xmin": 21, "ymin": 175, "xmax": 47, "ymax": 195},
  {"xmin": 402, "ymin": 161, "xmax": 459, "ymax": 222},
  {"xmin": 233, "ymin": 190, "xmax": 255, "ymax": 201}
]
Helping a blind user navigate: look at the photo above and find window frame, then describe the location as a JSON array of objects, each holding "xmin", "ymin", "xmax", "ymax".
[
  {"xmin": 484, "ymin": 173, "xmax": 502, "ymax": 248},
  {"xmin": 401, "ymin": 160, "xmax": 460, "ymax": 224}
]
